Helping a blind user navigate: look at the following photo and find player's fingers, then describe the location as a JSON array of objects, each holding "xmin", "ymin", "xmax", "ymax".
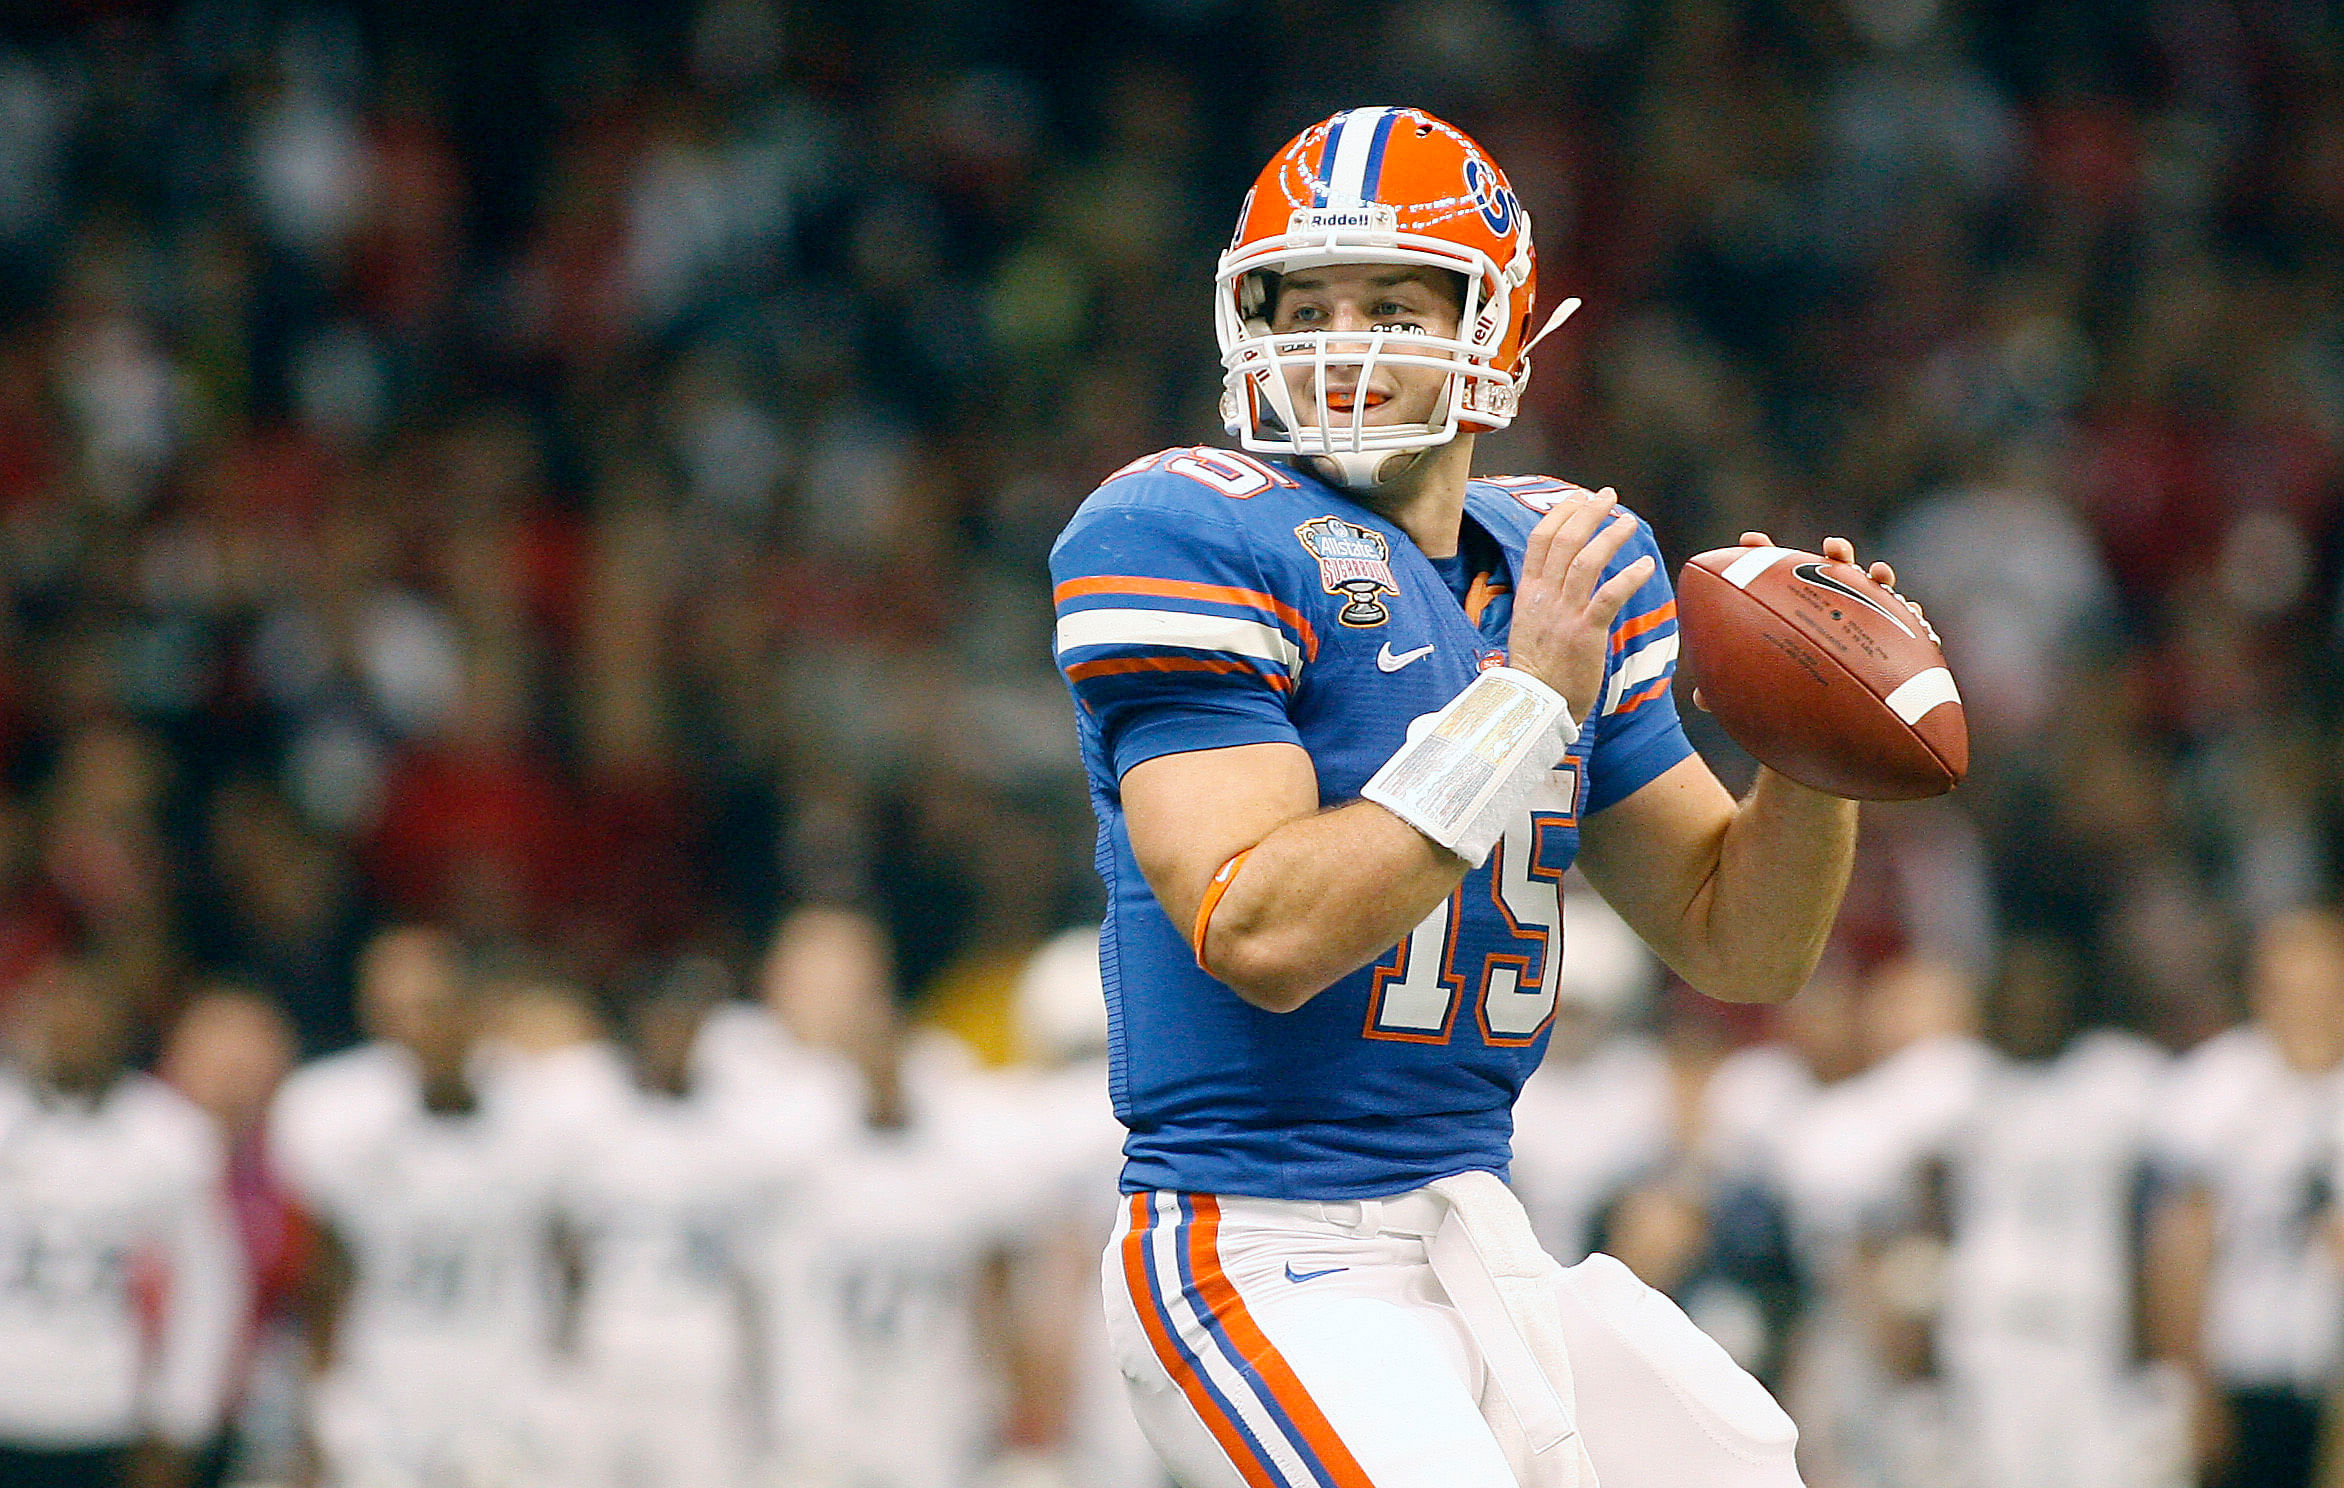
[
  {"xmin": 1529, "ymin": 489, "xmax": 1616, "ymax": 595},
  {"xmin": 1822, "ymin": 536, "xmax": 1856, "ymax": 564},
  {"xmin": 1564, "ymin": 512, "xmax": 1640, "ymax": 604},
  {"xmin": 1555, "ymin": 487, "xmax": 1617, "ymax": 559},
  {"xmin": 1521, "ymin": 498, "xmax": 1577, "ymax": 586},
  {"xmin": 1868, "ymin": 559, "xmax": 1897, "ymax": 589},
  {"xmin": 1739, "ymin": 531, "xmax": 1773, "ymax": 548},
  {"xmin": 1583, "ymin": 551, "xmax": 1654, "ymax": 627}
]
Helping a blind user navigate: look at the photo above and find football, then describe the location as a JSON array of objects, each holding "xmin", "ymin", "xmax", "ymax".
[{"xmin": 1676, "ymin": 546, "xmax": 1967, "ymax": 800}]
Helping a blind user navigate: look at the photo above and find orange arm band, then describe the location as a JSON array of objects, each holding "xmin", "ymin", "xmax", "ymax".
[{"xmin": 1190, "ymin": 848, "xmax": 1254, "ymax": 975}]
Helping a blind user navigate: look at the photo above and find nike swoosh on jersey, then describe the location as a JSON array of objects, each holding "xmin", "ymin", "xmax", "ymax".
[
  {"xmin": 1376, "ymin": 642, "xmax": 1435, "ymax": 672},
  {"xmin": 1284, "ymin": 1262, "xmax": 1349, "ymax": 1284}
]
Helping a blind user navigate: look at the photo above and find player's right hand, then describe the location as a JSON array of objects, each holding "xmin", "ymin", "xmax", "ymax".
[{"xmin": 1505, "ymin": 487, "xmax": 1653, "ymax": 726}]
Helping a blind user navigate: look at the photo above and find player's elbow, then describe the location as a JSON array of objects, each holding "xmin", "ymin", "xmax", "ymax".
[
  {"xmin": 1678, "ymin": 946, "xmax": 1819, "ymax": 1006},
  {"xmin": 1208, "ymin": 932, "xmax": 1334, "ymax": 1014},
  {"xmin": 1218, "ymin": 961, "xmax": 1328, "ymax": 1015},
  {"xmin": 1670, "ymin": 908, "xmax": 1834, "ymax": 1005}
]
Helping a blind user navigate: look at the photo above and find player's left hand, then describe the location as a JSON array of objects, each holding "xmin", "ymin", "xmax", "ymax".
[
  {"xmin": 1508, "ymin": 487, "xmax": 1655, "ymax": 727},
  {"xmin": 1691, "ymin": 532, "xmax": 1933, "ymax": 712}
]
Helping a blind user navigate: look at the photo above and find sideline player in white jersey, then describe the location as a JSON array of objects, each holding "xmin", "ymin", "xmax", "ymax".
[
  {"xmin": 1758, "ymin": 959, "xmax": 1984, "ymax": 1488},
  {"xmin": 472, "ymin": 973, "xmax": 633, "ymax": 1141},
  {"xmin": 1923, "ymin": 938, "xmax": 2179, "ymax": 1488},
  {"xmin": 1050, "ymin": 106, "xmax": 1919, "ymax": 1488},
  {"xmin": 755, "ymin": 902, "xmax": 1024, "ymax": 1488},
  {"xmin": 268, "ymin": 926, "xmax": 448, "ymax": 1210},
  {"xmin": 2147, "ymin": 908, "xmax": 2344, "ymax": 1488},
  {"xmin": 272, "ymin": 932, "xmax": 567, "ymax": 1488},
  {"xmin": 693, "ymin": 909, "xmax": 871, "ymax": 1140},
  {"xmin": 1764, "ymin": 961, "xmax": 1986, "ymax": 1264},
  {"xmin": 554, "ymin": 972, "xmax": 801, "ymax": 1488},
  {"xmin": 0, "ymin": 963, "xmax": 245, "ymax": 1487}
]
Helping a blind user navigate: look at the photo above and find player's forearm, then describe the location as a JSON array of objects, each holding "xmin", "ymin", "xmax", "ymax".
[
  {"xmin": 1678, "ymin": 767, "xmax": 1856, "ymax": 1003},
  {"xmin": 2141, "ymin": 1190, "xmax": 2215, "ymax": 1363},
  {"xmin": 1202, "ymin": 800, "xmax": 1468, "ymax": 1013}
]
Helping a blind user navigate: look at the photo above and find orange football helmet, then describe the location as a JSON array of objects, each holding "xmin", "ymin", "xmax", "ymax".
[{"xmin": 1216, "ymin": 107, "xmax": 1562, "ymax": 488}]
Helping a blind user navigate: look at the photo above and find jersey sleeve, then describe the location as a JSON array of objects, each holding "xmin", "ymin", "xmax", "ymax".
[
  {"xmin": 1050, "ymin": 482, "xmax": 1309, "ymax": 779},
  {"xmin": 1584, "ymin": 518, "xmax": 1696, "ymax": 815}
]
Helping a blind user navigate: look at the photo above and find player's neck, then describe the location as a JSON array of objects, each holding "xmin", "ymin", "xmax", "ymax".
[{"xmin": 1342, "ymin": 436, "xmax": 1474, "ymax": 559}]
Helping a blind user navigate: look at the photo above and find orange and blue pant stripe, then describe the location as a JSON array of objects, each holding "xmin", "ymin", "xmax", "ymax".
[{"xmin": 1121, "ymin": 1192, "xmax": 1377, "ymax": 1488}]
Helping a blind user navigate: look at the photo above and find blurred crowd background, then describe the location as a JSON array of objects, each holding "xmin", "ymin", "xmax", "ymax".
[{"xmin": 2, "ymin": 0, "xmax": 2343, "ymax": 1485}]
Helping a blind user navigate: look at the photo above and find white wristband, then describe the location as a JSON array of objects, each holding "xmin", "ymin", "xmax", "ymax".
[{"xmin": 1360, "ymin": 666, "xmax": 1579, "ymax": 867}]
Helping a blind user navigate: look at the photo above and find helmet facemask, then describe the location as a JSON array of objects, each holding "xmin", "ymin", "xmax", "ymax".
[{"xmin": 1216, "ymin": 231, "xmax": 1527, "ymax": 490}]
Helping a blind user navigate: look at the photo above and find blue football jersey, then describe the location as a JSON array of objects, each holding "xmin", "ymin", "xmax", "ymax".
[{"xmin": 1049, "ymin": 447, "xmax": 1694, "ymax": 1200}]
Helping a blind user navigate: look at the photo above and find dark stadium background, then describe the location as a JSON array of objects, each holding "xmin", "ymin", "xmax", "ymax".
[{"xmin": 0, "ymin": 0, "xmax": 2340, "ymax": 1483}]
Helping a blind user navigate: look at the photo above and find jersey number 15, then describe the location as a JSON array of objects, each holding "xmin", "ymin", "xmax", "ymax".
[{"xmin": 1365, "ymin": 809, "xmax": 1571, "ymax": 1047}]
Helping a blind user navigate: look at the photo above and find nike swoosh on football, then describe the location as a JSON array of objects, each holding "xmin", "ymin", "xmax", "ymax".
[
  {"xmin": 1790, "ymin": 562, "xmax": 1915, "ymax": 637},
  {"xmin": 1376, "ymin": 643, "xmax": 1435, "ymax": 672},
  {"xmin": 1284, "ymin": 1262, "xmax": 1349, "ymax": 1284}
]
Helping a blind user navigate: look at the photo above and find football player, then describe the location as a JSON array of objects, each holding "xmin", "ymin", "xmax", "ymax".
[
  {"xmin": 0, "ymin": 963, "xmax": 245, "ymax": 1488},
  {"xmin": 691, "ymin": 907, "xmax": 872, "ymax": 1136},
  {"xmin": 1049, "ymin": 106, "xmax": 1902, "ymax": 1487},
  {"xmin": 1743, "ymin": 958, "xmax": 1986, "ymax": 1488},
  {"xmin": 1927, "ymin": 939, "xmax": 2178, "ymax": 1488},
  {"xmin": 2146, "ymin": 908, "xmax": 2344, "ymax": 1488},
  {"xmin": 268, "ymin": 926, "xmax": 450, "ymax": 1210},
  {"xmin": 754, "ymin": 904, "xmax": 1027, "ymax": 1488},
  {"xmin": 275, "ymin": 933, "xmax": 568, "ymax": 1488},
  {"xmin": 555, "ymin": 971, "xmax": 799, "ymax": 1488},
  {"xmin": 993, "ymin": 927, "xmax": 1169, "ymax": 1488}
]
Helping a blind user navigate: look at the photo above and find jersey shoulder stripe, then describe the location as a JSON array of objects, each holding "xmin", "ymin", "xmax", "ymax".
[
  {"xmin": 1054, "ymin": 575, "xmax": 1320, "ymax": 662},
  {"xmin": 1059, "ymin": 610, "xmax": 1303, "ymax": 669},
  {"xmin": 1604, "ymin": 631, "xmax": 1679, "ymax": 717},
  {"xmin": 1068, "ymin": 653, "xmax": 1295, "ymax": 693},
  {"xmin": 1608, "ymin": 670, "xmax": 1676, "ymax": 717},
  {"xmin": 1053, "ymin": 580, "xmax": 1311, "ymax": 696},
  {"xmin": 1610, "ymin": 599, "xmax": 1675, "ymax": 653}
]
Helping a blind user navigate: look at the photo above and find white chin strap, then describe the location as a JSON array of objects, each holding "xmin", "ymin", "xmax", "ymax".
[{"xmin": 1315, "ymin": 449, "xmax": 1416, "ymax": 489}]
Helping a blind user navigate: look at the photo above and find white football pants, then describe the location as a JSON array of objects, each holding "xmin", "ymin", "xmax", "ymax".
[{"xmin": 1103, "ymin": 1188, "xmax": 1803, "ymax": 1488}]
